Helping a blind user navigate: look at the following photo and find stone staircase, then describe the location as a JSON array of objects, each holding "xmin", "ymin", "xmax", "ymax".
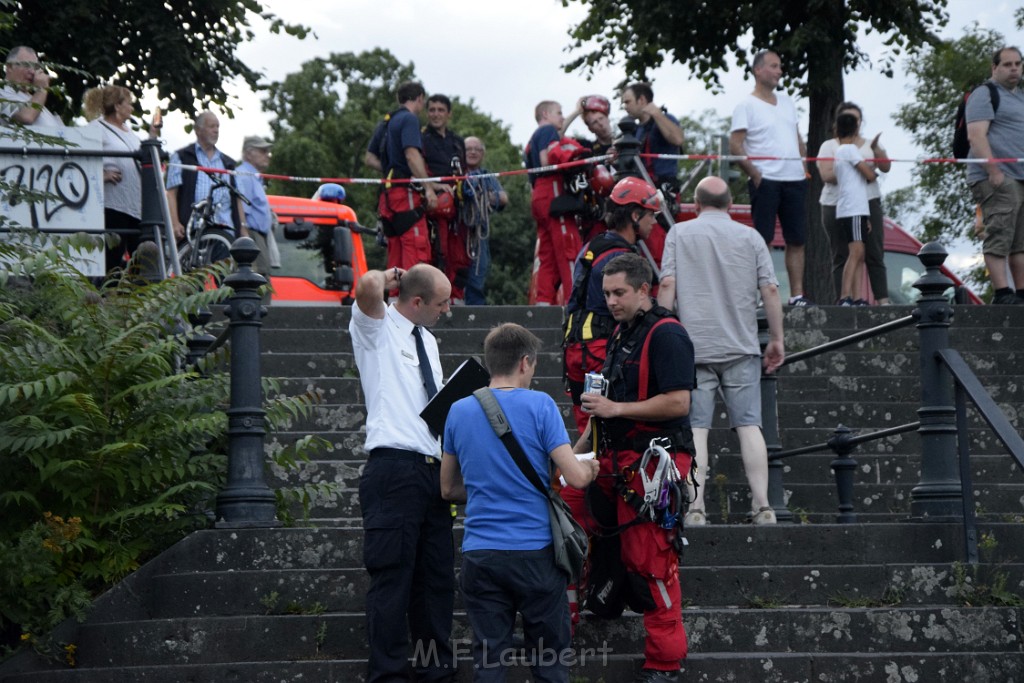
[{"xmin": 3, "ymin": 303, "xmax": 1024, "ymax": 682}]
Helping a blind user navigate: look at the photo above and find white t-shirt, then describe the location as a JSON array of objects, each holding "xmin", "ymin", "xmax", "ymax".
[
  {"xmin": 818, "ymin": 137, "xmax": 882, "ymax": 205},
  {"xmin": 730, "ymin": 92, "xmax": 804, "ymax": 181},
  {"xmin": 834, "ymin": 143, "xmax": 870, "ymax": 219},
  {"xmin": 349, "ymin": 303, "xmax": 443, "ymax": 457},
  {"xmin": 0, "ymin": 84, "xmax": 64, "ymax": 128}
]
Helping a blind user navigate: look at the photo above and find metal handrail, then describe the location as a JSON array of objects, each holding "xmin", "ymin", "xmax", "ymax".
[
  {"xmin": 770, "ymin": 421, "xmax": 920, "ymax": 461},
  {"xmin": 783, "ymin": 314, "xmax": 916, "ymax": 366},
  {"xmin": 937, "ymin": 348, "xmax": 1024, "ymax": 564}
]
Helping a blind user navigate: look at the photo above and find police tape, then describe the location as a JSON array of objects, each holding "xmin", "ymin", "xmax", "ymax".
[
  {"xmin": 166, "ymin": 148, "xmax": 1023, "ymax": 191},
  {"xmin": 638, "ymin": 152, "xmax": 1024, "ymax": 165},
  {"xmin": 167, "ymin": 153, "xmax": 614, "ymax": 187}
]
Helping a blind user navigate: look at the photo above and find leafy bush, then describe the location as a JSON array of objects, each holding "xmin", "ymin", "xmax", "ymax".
[{"xmin": 0, "ymin": 232, "xmax": 331, "ymax": 658}]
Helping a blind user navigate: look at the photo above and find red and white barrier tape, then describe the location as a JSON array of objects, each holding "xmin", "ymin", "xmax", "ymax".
[{"xmin": 167, "ymin": 154, "xmax": 613, "ymax": 187}]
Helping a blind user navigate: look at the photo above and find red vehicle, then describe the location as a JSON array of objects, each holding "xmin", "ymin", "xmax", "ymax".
[
  {"xmin": 266, "ymin": 195, "xmax": 370, "ymax": 304},
  {"xmin": 671, "ymin": 204, "xmax": 982, "ymax": 305}
]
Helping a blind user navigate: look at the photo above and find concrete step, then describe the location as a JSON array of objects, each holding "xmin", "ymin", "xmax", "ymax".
[
  {"xmin": 65, "ymin": 605, "xmax": 1024, "ymax": 668},
  {"xmin": 136, "ymin": 560, "xmax": 1024, "ymax": 619},
  {"xmin": 267, "ymin": 451, "xmax": 1024, "ymax": 494},
  {"xmin": 259, "ymin": 304, "xmax": 566, "ymax": 332},
  {"xmin": 9, "ymin": 651, "xmax": 1024, "ymax": 683},
  {"xmin": 136, "ymin": 526, "xmax": 1024, "ymax": 575}
]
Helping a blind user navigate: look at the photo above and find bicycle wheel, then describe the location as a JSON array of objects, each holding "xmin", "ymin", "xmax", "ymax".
[{"xmin": 178, "ymin": 228, "xmax": 234, "ymax": 272}]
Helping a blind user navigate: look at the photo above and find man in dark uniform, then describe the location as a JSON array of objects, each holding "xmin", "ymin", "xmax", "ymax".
[
  {"xmin": 366, "ymin": 81, "xmax": 438, "ymax": 274},
  {"xmin": 421, "ymin": 94, "xmax": 468, "ymax": 303},
  {"xmin": 572, "ymin": 252, "xmax": 695, "ymax": 683},
  {"xmin": 621, "ymin": 83, "xmax": 685, "ymax": 265},
  {"xmin": 563, "ymin": 177, "xmax": 660, "ymax": 435}
]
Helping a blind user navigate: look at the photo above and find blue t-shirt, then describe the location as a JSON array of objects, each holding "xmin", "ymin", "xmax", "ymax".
[
  {"xmin": 444, "ymin": 389, "xmax": 570, "ymax": 551},
  {"xmin": 637, "ymin": 113, "xmax": 681, "ymax": 183},
  {"xmin": 367, "ymin": 108, "xmax": 423, "ymax": 177},
  {"xmin": 525, "ymin": 124, "xmax": 560, "ymax": 186}
]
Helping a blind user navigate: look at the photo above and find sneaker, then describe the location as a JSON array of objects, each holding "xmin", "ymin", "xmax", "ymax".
[
  {"xmin": 634, "ymin": 669, "xmax": 680, "ymax": 683},
  {"xmin": 992, "ymin": 291, "xmax": 1023, "ymax": 305},
  {"xmin": 853, "ymin": 299, "xmax": 871, "ymax": 306},
  {"xmin": 751, "ymin": 506, "xmax": 777, "ymax": 525},
  {"xmin": 788, "ymin": 295, "xmax": 813, "ymax": 307},
  {"xmin": 836, "ymin": 297, "xmax": 854, "ymax": 306},
  {"xmin": 684, "ymin": 509, "xmax": 707, "ymax": 526}
]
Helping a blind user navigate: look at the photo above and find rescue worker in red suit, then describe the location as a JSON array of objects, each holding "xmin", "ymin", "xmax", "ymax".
[
  {"xmin": 565, "ymin": 252, "xmax": 695, "ymax": 683},
  {"xmin": 563, "ymin": 94, "xmax": 618, "ymax": 243},
  {"xmin": 564, "ymin": 177, "xmax": 660, "ymax": 435},
  {"xmin": 421, "ymin": 94, "xmax": 469, "ymax": 303},
  {"xmin": 365, "ymin": 81, "xmax": 438, "ymax": 275},
  {"xmin": 525, "ymin": 100, "xmax": 582, "ymax": 304}
]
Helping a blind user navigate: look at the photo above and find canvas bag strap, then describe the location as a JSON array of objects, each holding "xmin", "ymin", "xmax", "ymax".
[{"xmin": 472, "ymin": 387, "xmax": 550, "ymax": 498}]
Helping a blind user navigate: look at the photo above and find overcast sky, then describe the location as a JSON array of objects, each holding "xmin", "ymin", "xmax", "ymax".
[{"xmin": 152, "ymin": 0, "xmax": 1021, "ymax": 273}]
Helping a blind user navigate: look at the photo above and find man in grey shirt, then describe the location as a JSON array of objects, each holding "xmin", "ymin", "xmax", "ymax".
[
  {"xmin": 967, "ymin": 46, "xmax": 1024, "ymax": 305},
  {"xmin": 657, "ymin": 176, "xmax": 785, "ymax": 525}
]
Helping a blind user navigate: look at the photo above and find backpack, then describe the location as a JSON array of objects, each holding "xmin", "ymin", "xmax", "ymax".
[{"xmin": 952, "ymin": 82, "xmax": 1000, "ymax": 159}]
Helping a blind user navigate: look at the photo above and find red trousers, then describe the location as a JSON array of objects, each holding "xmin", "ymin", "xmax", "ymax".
[
  {"xmin": 532, "ymin": 178, "xmax": 581, "ymax": 305},
  {"xmin": 562, "ymin": 448, "xmax": 691, "ymax": 670},
  {"xmin": 563, "ymin": 338, "xmax": 609, "ymax": 435},
  {"xmin": 435, "ymin": 216, "xmax": 471, "ymax": 301},
  {"xmin": 378, "ymin": 187, "xmax": 431, "ymax": 272}
]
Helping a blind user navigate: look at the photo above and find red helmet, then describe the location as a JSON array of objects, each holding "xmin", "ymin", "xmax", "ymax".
[
  {"xmin": 545, "ymin": 137, "xmax": 588, "ymax": 167},
  {"xmin": 427, "ymin": 190, "xmax": 456, "ymax": 219},
  {"xmin": 589, "ymin": 164, "xmax": 615, "ymax": 196},
  {"xmin": 581, "ymin": 95, "xmax": 611, "ymax": 115},
  {"xmin": 609, "ymin": 177, "xmax": 660, "ymax": 211}
]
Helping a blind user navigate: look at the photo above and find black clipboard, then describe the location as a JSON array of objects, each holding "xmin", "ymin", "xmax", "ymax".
[{"xmin": 419, "ymin": 357, "xmax": 490, "ymax": 435}]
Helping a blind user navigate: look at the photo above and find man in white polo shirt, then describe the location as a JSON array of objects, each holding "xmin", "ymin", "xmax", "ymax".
[
  {"xmin": 349, "ymin": 263, "xmax": 456, "ymax": 683},
  {"xmin": 730, "ymin": 49, "xmax": 811, "ymax": 306}
]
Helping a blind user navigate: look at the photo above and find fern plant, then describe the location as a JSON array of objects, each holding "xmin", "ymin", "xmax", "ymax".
[{"xmin": 0, "ymin": 232, "xmax": 335, "ymax": 657}]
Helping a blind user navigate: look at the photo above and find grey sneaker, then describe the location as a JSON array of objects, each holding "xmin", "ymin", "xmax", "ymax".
[
  {"xmin": 684, "ymin": 509, "xmax": 707, "ymax": 526},
  {"xmin": 752, "ymin": 506, "xmax": 777, "ymax": 525}
]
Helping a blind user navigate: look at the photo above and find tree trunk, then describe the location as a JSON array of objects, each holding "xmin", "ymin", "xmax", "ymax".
[{"xmin": 802, "ymin": 8, "xmax": 847, "ymax": 305}]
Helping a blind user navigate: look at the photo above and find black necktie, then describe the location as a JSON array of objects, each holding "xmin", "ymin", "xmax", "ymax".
[{"xmin": 412, "ymin": 326, "xmax": 438, "ymax": 399}]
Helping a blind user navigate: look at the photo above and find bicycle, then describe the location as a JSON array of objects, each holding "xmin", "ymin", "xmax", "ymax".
[{"xmin": 176, "ymin": 171, "xmax": 251, "ymax": 273}]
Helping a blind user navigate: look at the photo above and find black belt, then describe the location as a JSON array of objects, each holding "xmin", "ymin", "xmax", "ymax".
[
  {"xmin": 611, "ymin": 430, "xmax": 692, "ymax": 453},
  {"xmin": 370, "ymin": 447, "xmax": 440, "ymax": 466}
]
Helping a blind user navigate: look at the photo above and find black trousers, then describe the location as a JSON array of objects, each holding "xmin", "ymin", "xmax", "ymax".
[
  {"xmin": 361, "ymin": 449, "xmax": 456, "ymax": 683},
  {"xmin": 460, "ymin": 547, "xmax": 571, "ymax": 683}
]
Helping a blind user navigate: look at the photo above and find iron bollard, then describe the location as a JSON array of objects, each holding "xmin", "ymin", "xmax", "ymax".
[
  {"xmin": 827, "ymin": 425, "xmax": 858, "ymax": 524},
  {"xmin": 612, "ymin": 117, "xmax": 642, "ymax": 180},
  {"xmin": 185, "ymin": 308, "xmax": 217, "ymax": 370},
  {"xmin": 910, "ymin": 242, "xmax": 962, "ymax": 520},
  {"xmin": 215, "ymin": 237, "xmax": 281, "ymax": 528},
  {"xmin": 759, "ymin": 308, "xmax": 791, "ymax": 522}
]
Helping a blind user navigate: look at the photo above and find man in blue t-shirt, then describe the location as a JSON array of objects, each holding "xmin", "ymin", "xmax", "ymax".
[{"xmin": 441, "ymin": 323, "xmax": 598, "ymax": 682}]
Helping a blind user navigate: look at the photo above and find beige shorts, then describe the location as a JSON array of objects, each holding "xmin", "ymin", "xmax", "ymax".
[{"xmin": 971, "ymin": 178, "xmax": 1024, "ymax": 256}]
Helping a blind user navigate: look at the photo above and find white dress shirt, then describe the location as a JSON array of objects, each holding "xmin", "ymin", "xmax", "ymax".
[{"xmin": 350, "ymin": 302, "xmax": 443, "ymax": 457}]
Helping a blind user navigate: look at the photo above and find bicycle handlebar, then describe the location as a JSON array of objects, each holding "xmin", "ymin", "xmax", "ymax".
[{"xmin": 204, "ymin": 170, "xmax": 253, "ymax": 207}]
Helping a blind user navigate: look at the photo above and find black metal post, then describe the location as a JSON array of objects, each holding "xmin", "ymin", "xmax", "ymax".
[
  {"xmin": 185, "ymin": 308, "xmax": 217, "ymax": 369},
  {"xmin": 215, "ymin": 237, "xmax": 280, "ymax": 528},
  {"xmin": 827, "ymin": 425, "xmax": 858, "ymax": 524},
  {"xmin": 137, "ymin": 139, "xmax": 168, "ymax": 281},
  {"xmin": 910, "ymin": 242, "xmax": 962, "ymax": 520},
  {"xmin": 759, "ymin": 308, "xmax": 792, "ymax": 522},
  {"xmin": 613, "ymin": 117, "xmax": 642, "ymax": 180}
]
